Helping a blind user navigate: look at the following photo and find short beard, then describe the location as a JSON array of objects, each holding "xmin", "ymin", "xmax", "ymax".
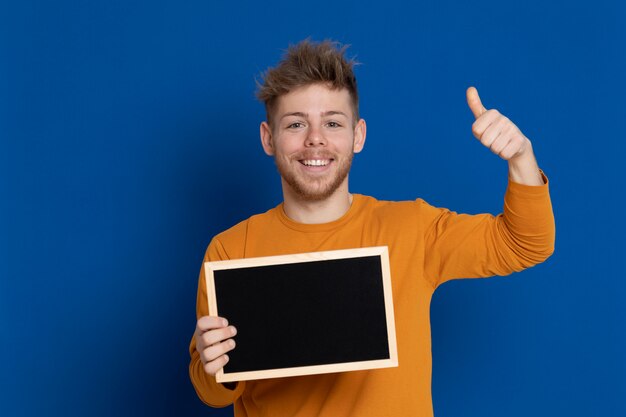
[{"xmin": 275, "ymin": 153, "xmax": 353, "ymax": 202}]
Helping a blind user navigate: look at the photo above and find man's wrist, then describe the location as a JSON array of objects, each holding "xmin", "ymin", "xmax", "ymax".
[{"xmin": 508, "ymin": 142, "xmax": 544, "ymax": 186}]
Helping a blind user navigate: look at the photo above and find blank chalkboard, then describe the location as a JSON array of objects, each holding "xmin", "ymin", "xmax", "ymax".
[{"xmin": 204, "ymin": 246, "xmax": 397, "ymax": 383}]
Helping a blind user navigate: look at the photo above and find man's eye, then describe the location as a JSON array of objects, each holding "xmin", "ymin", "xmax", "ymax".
[
  {"xmin": 287, "ymin": 122, "xmax": 303, "ymax": 129},
  {"xmin": 326, "ymin": 121, "xmax": 341, "ymax": 128}
]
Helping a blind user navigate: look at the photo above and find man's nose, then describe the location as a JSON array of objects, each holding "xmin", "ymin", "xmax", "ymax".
[{"xmin": 305, "ymin": 125, "xmax": 326, "ymax": 147}]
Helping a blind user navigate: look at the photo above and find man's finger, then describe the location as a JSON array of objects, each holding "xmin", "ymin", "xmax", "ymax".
[
  {"xmin": 197, "ymin": 316, "xmax": 229, "ymax": 332},
  {"xmin": 203, "ymin": 354, "xmax": 230, "ymax": 376},
  {"xmin": 200, "ymin": 326, "xmax": 238, "ymax": 348},
  {"xmin": 467, "ymin": 86, "xmax": 487, "ymax": 119},
  {"xmin": 201, "ymin": 339, "xmax": 237, "ymax": 365}
]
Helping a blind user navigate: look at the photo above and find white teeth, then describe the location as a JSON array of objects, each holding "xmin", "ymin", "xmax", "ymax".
[{"xmin": 302, "ymin": 159, "xmax": 329, "ymax": 166}]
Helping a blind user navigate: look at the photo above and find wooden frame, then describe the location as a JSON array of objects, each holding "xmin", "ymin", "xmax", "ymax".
[{"xmin": 204, "ymin": 246, "xmax": 398, "ymax": 383}]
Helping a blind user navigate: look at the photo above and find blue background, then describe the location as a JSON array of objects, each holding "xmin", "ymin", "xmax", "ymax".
[{"xmin": 1, "ymin": 1, "xmax": 625, "ymax": 416}]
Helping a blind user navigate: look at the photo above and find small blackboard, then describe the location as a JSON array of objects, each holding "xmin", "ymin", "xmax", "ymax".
[{"xmin": 204, "ymin": 246, "xmax": 397, "ymax": 382}]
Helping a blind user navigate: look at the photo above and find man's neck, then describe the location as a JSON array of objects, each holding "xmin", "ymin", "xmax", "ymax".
[{"xmin": 282, "ymin": 183, "xmax": 353, "ymax": 225}]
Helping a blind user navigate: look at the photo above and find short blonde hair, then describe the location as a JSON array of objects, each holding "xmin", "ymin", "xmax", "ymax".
[{"xmin": 256, "ymin": 39, "xmax": 359, "ymax": 126}]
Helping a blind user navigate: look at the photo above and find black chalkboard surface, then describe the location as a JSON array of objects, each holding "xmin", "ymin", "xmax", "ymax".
[{"xmin": 204, "ymin": 246, "xmax": 397, "ymax": 383}]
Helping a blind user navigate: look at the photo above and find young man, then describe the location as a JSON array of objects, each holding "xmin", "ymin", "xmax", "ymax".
[{"xmin": 189, "ymin": 40, "xmax": 554, "ymax": 416}]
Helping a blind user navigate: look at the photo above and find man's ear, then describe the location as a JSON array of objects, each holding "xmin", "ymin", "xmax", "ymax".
[
  {"xmin": 260, "ymin": 121, "xmax": 274, "ymax": 156},
  {"xmin": 353, "ymin": 118, "xmax": 367, "ymax": 154}
]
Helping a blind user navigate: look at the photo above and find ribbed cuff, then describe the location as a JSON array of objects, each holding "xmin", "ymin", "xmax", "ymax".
[{"xmin": 507, "ymin": 169, "xmax": 550, "ymax": 200}]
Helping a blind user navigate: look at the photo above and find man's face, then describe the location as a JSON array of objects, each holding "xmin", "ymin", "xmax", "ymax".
[{"xmin": 260, "ymin": 83, "xmax": 366, "ymax": 201}]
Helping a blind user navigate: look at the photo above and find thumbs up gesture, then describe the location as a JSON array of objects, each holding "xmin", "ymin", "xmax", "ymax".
[
  {"xmin": 467, "ymin": 87, "xmax": 544, "ymax": 185},
  {"xmin": 466, "ymin": 87, "xmax": 531, "ymax": 161}
]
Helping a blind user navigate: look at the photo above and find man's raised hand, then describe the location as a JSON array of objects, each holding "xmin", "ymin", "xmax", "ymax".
[
  {"xmin": 466, "ymin": 86, "xmax": 544, "ymax": 185},
  {"xmin": 195, "ymin": 316, "xmax": 237, "ymax": 376},
  {"xmin": 466, "ymin": 86, "xmax": 531, "ymax": 161}
]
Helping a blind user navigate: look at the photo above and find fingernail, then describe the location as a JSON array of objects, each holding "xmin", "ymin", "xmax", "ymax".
[
  {"xmin": 230, "ymin": 326, "xmax": 237, "ymax": 336},
  {"xmin": 222, "ymin": 318, "xmax": 228, "ymax": 327}
]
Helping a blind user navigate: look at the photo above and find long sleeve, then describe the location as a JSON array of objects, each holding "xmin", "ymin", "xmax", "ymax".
[
  {"xmin": 189, "ymin": 238, "xmax": 246, "ymax": 407},
  {"xmin": 422, "ymin": 171, "xmax": 555, "ymax": 288}
]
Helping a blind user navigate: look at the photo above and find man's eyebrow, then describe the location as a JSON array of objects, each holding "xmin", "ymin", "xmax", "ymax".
[
  {"xmin": 322, "ymin": 111, "xmax": 348, "ymax": 118},
  {"xmin": 279, "ymin": 111, "xmax": 348, "ymax": 120},
  {"xmin": 280, "ymin": 112, "xmax": 308, "ymax": 120}
]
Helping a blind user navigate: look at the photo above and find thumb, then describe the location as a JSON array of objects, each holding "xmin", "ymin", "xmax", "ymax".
[{"xmin": 466, "ymin": 86, "xmax": 487, "ymax": 119}]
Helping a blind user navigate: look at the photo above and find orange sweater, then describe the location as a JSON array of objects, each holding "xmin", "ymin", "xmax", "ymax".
[{"xmin": 189, "ymin": 176, "xmax": 555, "ymax": 416}]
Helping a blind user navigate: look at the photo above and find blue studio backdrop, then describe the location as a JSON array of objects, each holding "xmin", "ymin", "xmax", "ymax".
[{"xmin": 1, "ymin": 1, "xmax": 625, "ymax": 416}]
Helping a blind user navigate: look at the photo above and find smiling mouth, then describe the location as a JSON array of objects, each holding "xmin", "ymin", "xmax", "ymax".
[{"xmin": 299, "ymin": 159, "xmax": 332, "ymax": 167}]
